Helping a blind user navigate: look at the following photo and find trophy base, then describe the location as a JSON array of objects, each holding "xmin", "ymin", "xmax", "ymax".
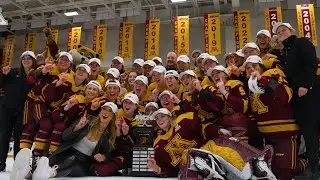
[{"xmin": 130, "ymin": 145, "xmax": 156, "ymax": 177}]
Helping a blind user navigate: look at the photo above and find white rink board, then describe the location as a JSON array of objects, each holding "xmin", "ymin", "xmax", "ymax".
[{"xmin": 0, "ymin": 158, "xmax": 178, "ymax": 180}]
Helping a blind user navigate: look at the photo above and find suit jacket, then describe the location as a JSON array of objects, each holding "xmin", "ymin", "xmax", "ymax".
[{"xmin": 50, "ymin": 114, "xmax": 114, "ymax": 163}]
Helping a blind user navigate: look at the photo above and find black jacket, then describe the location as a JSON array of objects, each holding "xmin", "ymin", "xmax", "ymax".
[
  {"xmin": 0, "ymin": 68, "xmax": 33, "ymax": 110},
  {"xmin": 282, "ymin": 35, "xmax": 318, "ymax": 93},
  {"xmin": 50, "ymin": 115, "xmax": 116, "ymax": 164}
]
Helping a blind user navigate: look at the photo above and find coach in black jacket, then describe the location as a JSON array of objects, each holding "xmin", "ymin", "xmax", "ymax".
[{"xmin": 273, "ymin": 22, "xmax": 320, "ymax": 179}]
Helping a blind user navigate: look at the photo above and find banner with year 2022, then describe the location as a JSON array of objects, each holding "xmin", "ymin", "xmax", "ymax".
[
  {"xmin": 264, "ymin": 7, "xmax": 282, "ymax": 36},
  {"xmin": 93, "ymin": 24, "xmax": 107, "ymax": 61},
  {"xmin": 118, "ymin": 22, "xmax": 134, "ymax": 61},
  {"xmin": 204, "ymin": 13, "xmax": 221, "ymax": 55},
  {"xmin": 174, "ymin": 16, "xmax": 189, "ymax": 56},
  {"xmin": 234, "ymin": 11, "xmax": 251, "ymax": 50},
  {"xmin": 296, "ymin": 4, "xmax": 317, "ymax": 46},
  {"xmin": 144, "ymin": 19, "xmax": 160, "ymax": 60},
  {"xmin": 68, "ymin": 27, "xmax": 82, "ymax": 51}
]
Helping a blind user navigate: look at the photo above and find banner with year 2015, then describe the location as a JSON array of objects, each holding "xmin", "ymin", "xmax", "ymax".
[
  {"xmin": 2, "ymin": 35, "xmax": 15, "ymax": 66},
  {"xmin": 234, "ymin": 11, "xmax": 251, "ymax": 50},
  {"xmin": 68, "ymin": 27, "xmax": 82, "ymax": 51},
  {"xmin": 296, "ymin": 4, "xmax": 317, "ymax": 46},
  {"xmin": 174, "ymin": 16, "xmax": 189, "ymax": 56},
  {"xmin": 264, "ymin": 7, "xmax": 282, "ymax": 36},
  {"xmin": 93, "ymin": 24, "xmax": 107, "ymax": 61},
  {"xmin": 204, "ymin": 13, "xmax": 221, "ymax": 55},
  {"xmin": 144, "ymin": 19, "xmax": 160, "ymax": 60},
  {"xmin": 118, "ymin": 22, "xmax": 134, "ymax": 61},
  {"xmin": 24, "ymin": 32, "xmax": 37, "ymax": 52}
]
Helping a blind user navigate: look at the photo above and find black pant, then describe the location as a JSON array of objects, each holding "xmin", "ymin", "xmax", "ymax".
[
  {"xmin": 292, "ymin": 83, "xmax": 320, "ymax": 172},
  {"xmin": 0, "ymin": 102, "xmax": 23, "ymax": 164}
]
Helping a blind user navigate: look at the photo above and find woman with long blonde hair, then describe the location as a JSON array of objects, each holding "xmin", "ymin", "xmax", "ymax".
[{"xmin": 11, "ymin": 102, "xmax": 123, "ymax": 180}]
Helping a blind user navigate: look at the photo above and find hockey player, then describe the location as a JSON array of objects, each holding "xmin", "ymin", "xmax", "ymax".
[{"xmin": 164, "ymin": 70, "xmax": 186, "ymax": 100}]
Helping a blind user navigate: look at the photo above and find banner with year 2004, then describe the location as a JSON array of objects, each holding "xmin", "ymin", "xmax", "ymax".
[
  {"xmin": 93, "ymin": 24, "xmax": 107, "ymax": 61},
  {"xmin": 118, "ymin": 22, "xmax": 134, "ymax": 61},
  {"xmin": 296, "ymin": 4, "xmax": 317, "ymax": 46},
  {"xmin": 2, "ymin": 35, "xmax": 15, "ymax": 67},
  {"xmin": 204, "ymin": 13, "xmax": 221, "ymax": 55},
  {"xmin": 24, "ymin": 32, "xmax": 37, "ymax": 52},
  {"xmin": 264, "ymin": 7, "xmax": 282, "ymax": 36},
  {"xmin": 234, "ymin": 11, "xmax": 251, "ymax": 50},
  {"xmin": 174, "ymin": 16, "xmax": 189, "ymax": 56},
  {"xmin": 68, "ymin": 27, "xmax": 82, "ymax": 51},
  {"xmin": 144, "ymin": 19, "xmax": 160, "ymax": 60}
]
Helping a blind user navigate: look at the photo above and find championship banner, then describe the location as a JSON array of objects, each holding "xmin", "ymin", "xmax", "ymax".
[
  {"xmin": 118, "ymin": 22, "xmax": 134, "ymax": 61},
  {"xmin": 264, "ymin": 7, "xmax": 282, "ymax": 36},
  {"xmin": 47, "ymin": 29, "xmax": 59, "ymax": 58},
  {"xmin": 296, "ymin": 4, "xmax": 317, "ymax": 46},
  {"xmin": 24, "ymin": 33, "xmax": 37, "ymax": 52},
  {"xmin": 204, "ymin": 13, "xmax": 221, "ymax": 55},
  {"xmin": 144, "ymin": 19, "xmax": 160, "ymax": 60},
  {"xmin": 2, "ymin": 35, "xmax": 15, "ymax": 66},
  {"xmin": 234, "ymin": 11, "xmax": 251, "ymax": 50},
  {"xmin": 68, "ymin": 27, "xmax": 82, "ymax": 51},
  {"xmin": 174, "ymin": 16, "xmax": 189, "ymax": 56},
  {"xmin": 93, "ymin": 24, "xmax": 107, "ymax": 61}
]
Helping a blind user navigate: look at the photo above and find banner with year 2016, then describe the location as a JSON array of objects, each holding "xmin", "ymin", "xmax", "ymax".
[
  {"xmin": 204, "ymin": 13, "xmax": 221, "ymax": 55},
  {"xmin": 93, "ymin": 24, "xmax": 107, "ymax": 61},
  {"xmin": 296, "ymin": 4, "xmax": 317, "ymax": 46},
  {"xmin": 234, "ymin": 11, "xmax": 251, "ymax": 50},
  {"xmin": 68, "ymin": 27, "xmax": 82, "ymax": 51},
  {"xmin": 264, "ymin": 7, "xmax": 282, "ymax": 36},
  {"xmin": 174, "ymin": 16, "xmax": 189, "ymax": 56}
]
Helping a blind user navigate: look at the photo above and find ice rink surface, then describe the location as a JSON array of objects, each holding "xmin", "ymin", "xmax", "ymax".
[{"xmin": 0, "ymin": 158, "xmax": 178, "ymax": 180}]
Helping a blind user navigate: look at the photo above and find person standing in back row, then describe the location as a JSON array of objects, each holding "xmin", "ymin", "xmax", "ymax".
[
  {"xmin": 273, "ymin": 22, "xmax": 320, "ymax": 179},
  {"xmin": 0, "ymin": 51, "xmax": 37, "ymax": 172}
]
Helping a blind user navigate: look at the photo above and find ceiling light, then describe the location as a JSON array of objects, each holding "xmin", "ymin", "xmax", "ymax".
[
  {"xmin": 171, "ymin": 0, "xmax": 187, "ymax": 2},
  {"xmin": 64, "ymin": 11, "xmax": 79, "ymax": 16}
]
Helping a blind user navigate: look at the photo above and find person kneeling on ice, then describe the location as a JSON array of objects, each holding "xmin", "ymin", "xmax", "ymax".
[{"xmin": 11, "ymin": 102, "xmax": 123, "ymax": 180}]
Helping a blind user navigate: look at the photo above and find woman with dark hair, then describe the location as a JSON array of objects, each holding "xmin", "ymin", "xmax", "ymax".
[
  {"xmin": 0, "ymin": 51, "xmax": 37, "ymax": 171},
  {"xmin": 11, "ymin": 102, "xmax": 123, "ymax": 179},
  {"xmin": 273, "ymin": 22, "xmax": 320, "ymax": 179}
]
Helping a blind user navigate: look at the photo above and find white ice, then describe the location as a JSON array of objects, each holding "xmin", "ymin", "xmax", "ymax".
[{"xmin": 0, "ymin": 158, "xmax": 178, "ymax": 180}]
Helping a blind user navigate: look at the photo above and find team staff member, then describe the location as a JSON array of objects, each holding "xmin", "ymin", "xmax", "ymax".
[
  {"xmin": 148, "ymin": 108, "xmax": 231, "ymax": 177},
  {"xmin": 273, "ymin": 22, "xmax": 320, "ymax": 179},
  {"xmin": 166, "ymin": 52, "xmax": 178, "ymax": 71},
  {"xmin": 245, "ymin": 55, "xmax": 306, "ymax": 180},
  {"xmin": 0, "ymin": 51, "xmax": 37, "ymax": 171}
]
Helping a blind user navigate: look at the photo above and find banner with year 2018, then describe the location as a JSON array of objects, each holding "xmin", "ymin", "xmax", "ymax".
[
  {"xmin": 144, "ymin": 19, "xmax": 160, "ymax": 60},
  {"xmin": 264, "ymin": 7, "xmax": 282, "ymax": 36},
  {"xmin": 93, "ymin": 24, "xmax": 107, "ymax": 61},
  {"xmin": 118, "ymin": 22, "xmax": 134, "ymax": 61},
  {"xmin": 204, "ymin": 13, "xmax": 221, "ymax": 55},
  {"xmin": 174, "ymin": 16, "xmax": 189, "ymax": 56},
  {"xmin": 234, "ymin": 11, "xmax": 251, "ymax": 50},
  {"xmin": 68, "ymin": 27, "xmax": 82, "ymax": 51},
  {"xmin": 2, "ymin": 35, "xmax": 15, "ymax": 67},
  {"xmin": 296, "ymin": 4, "xmax": 317, "ymax": 46},
  {"xmin": 24, "ymin": 32, "xmax": 37, "ymax": 52}
]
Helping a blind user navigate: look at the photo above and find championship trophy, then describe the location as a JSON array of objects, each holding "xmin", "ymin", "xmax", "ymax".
[{"xmin": 130, "ymin": 112, "xmax": 157, "ymax": 176}]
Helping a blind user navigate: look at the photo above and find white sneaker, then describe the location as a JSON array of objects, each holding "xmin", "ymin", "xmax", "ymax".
[
  {"xmin": 10, "ymin": 148, "xmax": 32, "ymax": 180},
  {"xmin": 32, "ymin": 157, "xmax": 58, "ymax": 180}
]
